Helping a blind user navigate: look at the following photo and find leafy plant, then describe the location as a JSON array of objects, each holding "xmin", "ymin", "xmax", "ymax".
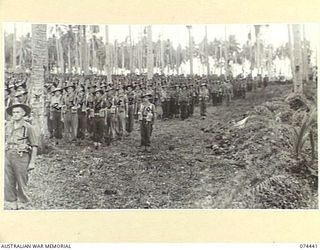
[{"xmin": 291, "ymin": 108, "xmax": 317, "ymax": 162}]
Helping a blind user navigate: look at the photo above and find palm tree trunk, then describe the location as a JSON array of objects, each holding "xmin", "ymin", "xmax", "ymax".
[
  {"xmin": 68, "ymin": 43, "xmax": 71, "ymax": 73},
  {"xmin": 205, "ymin": 25, "xmax": 210, "ymax": 76},
  {"xmin": 105, "ymin": 26, "xmax": 112, "ymax": 84},
  {"xmin": 82, "ymin": 25, "xmax": 89, "ymax": 75},
  {"xmin": 186, "ymin": 25, "xmax": 193, "ymax": 75},
  {"xmin": 114, "ymin": 40, "xmax": 118, "ymax": 74},
  {"xmin": 287, "ymin": 24, "xmax": 295, "ymax": 82},
  {"xmin": 13, "ymin": 24, "xmax": 17, "ymax": 72},
  {"xmin": 75, "ymin": 30, "xmax": 79, "ymax": 74},
  {"xmin": 147, "ymin": 25, "xmax": 153, "ymax": 80},
  {"xmin": 31, "ymin": 24, "xmax": 47, "ymax": 152},
  {"xmin": 292, "ymin": 24, "xmax": 303, "ymax": 93},
  {"xmin": 58, "ymin": 37, "xmax": 64, "ymax": 73}
]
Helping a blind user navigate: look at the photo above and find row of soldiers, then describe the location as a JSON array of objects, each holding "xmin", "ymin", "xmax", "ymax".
[{"xmin": 5, "ymin": 72, "xmax": 269, "ymax": 149}]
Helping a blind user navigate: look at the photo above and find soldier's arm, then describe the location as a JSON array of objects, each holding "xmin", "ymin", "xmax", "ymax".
[{"xmin": 27, "ymin": 124, "xmax": 39, "ymax": 171}]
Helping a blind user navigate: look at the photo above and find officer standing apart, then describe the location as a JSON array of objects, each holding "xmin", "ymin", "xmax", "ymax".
[
  {"xmin": 5, "ymin": 103, "xmax": 38, "ymax": 210},
  {"xmin": 138, "ymin": 92, "xmax": 156, "ymax": 152},
  {"xmin": 199, "ymin": 82, "xmax": 209, "ymax": 119}
]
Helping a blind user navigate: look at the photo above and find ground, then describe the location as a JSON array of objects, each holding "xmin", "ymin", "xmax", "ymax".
[{"xmin": 27, "ymin": 83, "xmax": 318, "ymax": 209}]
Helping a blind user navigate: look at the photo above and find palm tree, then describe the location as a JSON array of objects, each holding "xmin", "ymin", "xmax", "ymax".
[{"xmin": 30, "ymin": 24, "xmax": 48, "ymax": 151}]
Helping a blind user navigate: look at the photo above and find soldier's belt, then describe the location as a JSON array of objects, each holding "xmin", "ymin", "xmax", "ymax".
[
  {"xmin": 6, "ymin": 144, "xmax": 31, "ymax": 153},
  {"xmin": 94, "ymin": 113, "xmax": 105, "ymax": 118}
]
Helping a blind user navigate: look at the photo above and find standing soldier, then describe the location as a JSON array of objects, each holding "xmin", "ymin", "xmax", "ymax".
[
  {"xmin": 50, "ymin": 87, "xmax": 63, "ymax": 139},
  {"xmin": 5, "ymin": 103, "xmax": 38, "ymax": 210},
  {"xmin": 169, "ymin": 86, "xmax": 175, "ymax": 119},
  {"xmin": 76, "ymin": 87, "xmax": 87, "ymax": 139},
  {"xmin": 134, "ymin": 84, "xmax": 142, "ymax": 119},
  {"xmin": 189, "ymin": 84, "xmax": 196, "ymax": 116},
  {"xmin": 92, "ymin": 89, "xmax": 106, "ymax": 149},
  {"xmin": 217, "ymin": 81, "xmax": 223, "ymax": 105},
  {"xmin": 199, "ymin": 82, "xmax": 209, "ymax": 119},
  {"xmin": 115, "ymin": 87, "xmax": 128, "ymax": 140},
  {"xmin": 240, "ymin": 78, "xmax": 247, "ymax": 99},
  {"xmin": 126, "ymin": 85, "xmax": 136, "ymax": 134},
  {"xmin": 104, "ymin": 87, "xmax": 117, "ymax": 145},
  {"xmin": 138, "ymin": 92, "xmax": 156, "ymax": 152},
  {"xmin": 62, "ymin": 84, "xmax": 78, "ymax": 142},
  {"xmin": 223, "ymin": 80, "xmax": 233, "ymax": 106},
  {"xmin": 86, "ymin": 86, "xmax": 96, "ymax": 138},
  {"xmin": 160, "ymin": 85, "xmax": 169, "ymax": 120},
  {"xmin": 179, "ymin": 85, "xmax": 188, "ymax": 120}
]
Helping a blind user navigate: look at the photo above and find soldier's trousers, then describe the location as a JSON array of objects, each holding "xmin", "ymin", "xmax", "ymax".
[
  {"xmin": 126, "ymin": 105, "xmax": 135, "ymax": 133},
  {"xmin": 200, "ymin": 100, "xmax": 207, "ymax": 117},
  {"xmin": 77, "ymin": 111, "xmax": 87, "ymax": 139},
  {"xmin": 64, "ymin": 111, "xmax": 78, "ymax": 140},
  {"xmin": 93, "ymin": 116, "xmax": 105, "ymax": 143},
  {"xmin": 105, "ymin": 112, "xmax": 116, "ymax": 142},
  {"xmin": 140, "ymin": 120, "xmax": 152, "ymax": 146},
  {"xmin": 5, "ymin": 150, "xmax": 30, "ymax": 204},
  {"xmin": 116, "ymin": 111, "xmax": 126, "ymax": 137},
  {"xmin": 52, "ymin": 110, "xmax": 63, "ymax": 139}
]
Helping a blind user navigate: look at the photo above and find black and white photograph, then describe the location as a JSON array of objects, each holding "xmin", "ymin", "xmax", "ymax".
[{"xmin": 3, "ymin": 23, "xmax": 318, "ymax": 210}]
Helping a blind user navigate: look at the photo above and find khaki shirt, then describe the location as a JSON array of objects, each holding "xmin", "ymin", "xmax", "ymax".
[{"xmin": 5, "ymin": 120, "xmax": 39, "ymax": 152}]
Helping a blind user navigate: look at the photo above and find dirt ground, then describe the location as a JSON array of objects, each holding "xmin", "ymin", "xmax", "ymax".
[{"xmin": 27, "ymin": 83, "xmax": 318, "ymax": 209}]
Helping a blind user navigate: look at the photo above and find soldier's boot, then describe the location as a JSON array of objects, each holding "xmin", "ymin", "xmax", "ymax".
[{"xmin": 4, "ymin": 201, "xmax": 18, "ymax": 210}]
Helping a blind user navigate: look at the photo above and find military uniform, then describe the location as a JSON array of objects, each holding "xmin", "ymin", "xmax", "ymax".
[
  {"xmin": 126, "ymin": 88, "xmax": 136, "ymax": 133},
  {"xmin": 179, "ymin": 86, "xmax": 189, "ymax": 120},
  {"xmin": 76, "ymin": 90, "xmax": 87, "ymax": 139},
  {"xmin": 104, "ymin": 92, "xmax": 116, "ymax": 144},
  {"xmin": 115, "ymin": 91, "xmax": 128, "ymax": 139},
  {"xmin": 224, "ymin": 81, "xmax": 233, "ymax": 106},
  {"xmin": 5, "ymin": 104, "xmax": 38, "ymax": 209},
  {"xmin": 92, "ymin": 89, "xmax": 106, "ymax": 147},
  {"xmin": 62, "ymin": 86, "xmax": 78, "ymax": 141},
  {"xmin": 199, "ymin": 84, "xmax": 209, "ymax": 117},
  {"xmin": 50, "ymin": 88, "xmax": 63, "ymax": 139},
  {"xmin": 138, "ymin": 93, "xmax": 156, "ymax": 152}
]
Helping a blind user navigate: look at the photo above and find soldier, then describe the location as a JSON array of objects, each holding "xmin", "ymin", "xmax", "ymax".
[
  {"xmin": 134, "ymin": 84, "xmax": 142, "ymax": 119},
  {"xmin": 263, "ymin": 74, "xmax": 269, "ymax": 90},
  {"xmin": 5, "ymin": 103, "xmax": 38, "ymax": 210},
  {"xmin": 217, "ymin": 81, "xmax": 223, "ymax": 105},
  {"xmin": 223, "ymin": 80, "xmax": 233, "ymax": 106},
  {"xmin": 62, "ymin": 84, "xmax": 78, "ymax": 142},
  {"xmin": 50, "ymin": 87, "xmax": 63, "ymax": 139},
  {"xmin": 160, "ymin": 85, "xmax": 169, "ymax": 120},
  {"xmin": 86, "ymin": 85, "xmax": 96, "ymax": 137},
  {"xmin": 240, "ymin": 79, "xmax": 247, "ymax": 99},
  {"xmin": 104, "ymin": 87, "xmax": 117, "ymax": 145},
  {"xmin": 76, "ymin": 87, "xmax": 87, "ymax": 140},
  {"xmin": 189, "ymin": 84, "xmax": 196, "ymax": 116},
  {"xmin": 14, "ymin": 90, "xmax": 29, "ymax": 104},
  {"xmin": 126, "ymin": 85, "xmax": 136, "ymax": 133},
  {"xmin": 199, "ymin": 82, "xmax": 209, "ymax": 118},
  {"xmin": 92, "ymin": 89, "xmax": 106, "ymax": 149},
  {"xmin": 179, "ymin": 85, "xmax": 189, "ymax": 120},
  {"xmin": 138, "ymin": 92, "xmax": 156, "ymax": 152},
  {"xmin": 115, "ymin": 87, "xmax": 128, "ymax": 139}
]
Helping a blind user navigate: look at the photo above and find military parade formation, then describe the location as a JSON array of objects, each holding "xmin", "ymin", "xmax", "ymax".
[
  {"xmin": 4, "ymin": 71, "xmax": 270, "ymax": 210},
  {"xmin": 5, "ymin": 71, "xmax": 267, "ymax": 151}
]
